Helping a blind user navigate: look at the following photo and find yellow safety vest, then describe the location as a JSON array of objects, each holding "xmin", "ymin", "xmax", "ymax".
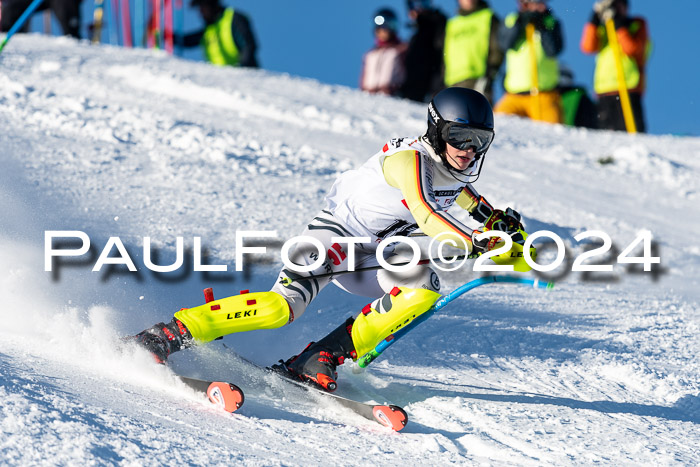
[
  {"xmin": 593, "ymin": 20, "xmax": 650, "ymax": 94},
  {"xmin": 202, "ymin": 8, "xmax": 240, "ymax": 66},
  {"xmin": 443, "ymin": 9, "xmax": 493, "ymax": 86},
  {"xmin": 503, "ymin": 13, "xmax": 559, "ymax": 94}
]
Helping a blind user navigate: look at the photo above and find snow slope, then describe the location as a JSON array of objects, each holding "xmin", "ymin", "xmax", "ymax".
[{"xmin": 1, "ymin": 35, "xmax": 699, "ymax": 465}]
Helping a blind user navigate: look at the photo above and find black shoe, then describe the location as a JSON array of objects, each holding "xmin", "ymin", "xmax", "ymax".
[
  {"xmin": 130, "ymin": 318, "xmax": 192, "ymax": 363},
  {"xmin": 273, "ymin": 318, "xmax": 356, "ymax": 392}
]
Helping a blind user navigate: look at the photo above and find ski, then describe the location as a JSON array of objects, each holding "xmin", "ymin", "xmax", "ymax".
[
  {"xmin": 267, "ymin": 367, "xmax": 408, "ymax": 431},
  {"xmin": 177, "ymin": 375, "xmax": 245, "ymax": 413}
]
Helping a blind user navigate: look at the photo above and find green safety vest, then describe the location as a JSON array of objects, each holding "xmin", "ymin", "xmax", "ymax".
[
  {"xmin": 202, "ymin": 8, "xmax": 240, "ymax": 66},
  {"xmin": 503, "ymin": 13, "xmax": 559, "ymax": 94},
  {"xmin": 560, "ymin": 88, "xmax": 584, "ymax": 126},
  {"xmin": 443, "ymin": 9, "xmax": 493, "ymax": 86},
  {"xmin": 593, "ymin": 20, "xmax": 650, "ymax": 94}
]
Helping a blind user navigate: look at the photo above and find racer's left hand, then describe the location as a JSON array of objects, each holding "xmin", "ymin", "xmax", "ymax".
[{"xmin": 484, "ymin": 208, "xmax": 524, "ymax": 233}]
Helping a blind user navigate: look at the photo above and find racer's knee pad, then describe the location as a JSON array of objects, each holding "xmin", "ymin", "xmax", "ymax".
[
  {"xmin": 377, "ymin": 264, "xmax": 440, "ymax": 293},
  {"xmin": 351, "ymin": 287, "xmax": 441, "ymax": 359},
  {"xmin": 174, "ymin": 291, "xmax": 291, "ymax": 343}
]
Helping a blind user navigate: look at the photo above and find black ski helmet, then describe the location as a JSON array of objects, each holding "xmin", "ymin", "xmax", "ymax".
[
  {"xmin": 374, "ymin": 8, "xmax": 399, "ymax": 33},
  {"xmin": 426, "ymin": 87, "xmax": 495, "ymax": 179},
  {"xmin": 427, "ymin": 87, "xmax": 494, "ymax": 153},
  {"xmin": 406, "ymin": 0, "xmax": 432, "ymax": 11}
]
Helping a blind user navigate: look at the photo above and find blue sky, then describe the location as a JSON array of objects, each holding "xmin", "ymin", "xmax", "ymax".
[{"xmin": 30, "ymin": 0, "xmax": 698, "ymax": 136}]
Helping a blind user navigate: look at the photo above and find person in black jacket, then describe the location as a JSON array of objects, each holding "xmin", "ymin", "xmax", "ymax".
[
  {"xmin": 1, "ymin": 0, "xmax": 81, "ymax": 38},
  {"xmin": 399, "ymin": 0, "xmax": 447, "ymax": 103},
  {"xmin": 177, "ymin": 0, "xmax": 259, "ymax": 68}
]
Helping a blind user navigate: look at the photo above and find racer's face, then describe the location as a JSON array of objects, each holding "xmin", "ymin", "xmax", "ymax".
[{"xmin": 444, "ymin": 143, "xmax": 477, "ymax": 171}]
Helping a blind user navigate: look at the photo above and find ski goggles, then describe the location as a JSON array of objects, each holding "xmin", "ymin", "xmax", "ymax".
[{"xmin": 441, "ymin": 124, "xmax": 494, "ymax": 153}]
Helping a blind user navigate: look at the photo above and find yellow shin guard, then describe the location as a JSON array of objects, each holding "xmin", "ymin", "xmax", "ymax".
[
  {"xmin": 351, "ymin": 287, "xmax": 441, "ymax": 359},
  {"xmin": 174, "ymin": 291, "xmax": 290, "ymax": 343}
]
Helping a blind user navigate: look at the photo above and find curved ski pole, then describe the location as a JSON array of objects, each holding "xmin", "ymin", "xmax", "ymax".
[{"xmin": 357, "ymin": 275, "xmax": 554, "ymax": 368}]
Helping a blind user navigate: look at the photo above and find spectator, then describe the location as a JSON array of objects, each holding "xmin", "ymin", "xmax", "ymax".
[
  {"xmin": 558, "ymin": 66, "xmax": 598, "ymax": 129},
  {"xmin": 1, "ymin": 0, "xmax": 81, "ymax": 38},
  {"xmin": 580, "ymin": 0, "xmax": 650, "ymax": 132},
  {"xmin": 443, "ymin": 0, "xmax": 503, "ymax": 105},
  {"xmin": 399, "ymin": 0, "xmax": 447, "ymax": 103},
  {"xmin": 177, "ymin": 0, "xmax": 258, "ymax": 68},
  {"xmin": 494, "ymin": 0, "xmax": 564, "ymax": 124},
  {"xmin": 359, "ymin": 8, "xmax": 406, "ymax": 96}
]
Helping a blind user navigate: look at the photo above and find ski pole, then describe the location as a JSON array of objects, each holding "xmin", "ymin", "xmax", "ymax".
[
  {"xmin": 357, "ymin": 275, "xmax": 554, "ymax": 368},
  {"xmin": 0, "ymin": 0, "xmax": 44, "ymax": 54},
  {"xmin": 280, "ymin": 252, "xmax": 480, "ymax": 285}
]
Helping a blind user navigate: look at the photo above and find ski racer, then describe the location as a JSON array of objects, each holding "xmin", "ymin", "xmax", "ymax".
[{"xmin": 132, "ymin": 87, "xmax": 531, "ymax": 392}]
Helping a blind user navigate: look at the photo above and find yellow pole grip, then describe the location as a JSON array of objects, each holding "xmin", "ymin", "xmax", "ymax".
[{"xmin": 525, "ymin": 23, "xmax": 542, "ymax": 121}]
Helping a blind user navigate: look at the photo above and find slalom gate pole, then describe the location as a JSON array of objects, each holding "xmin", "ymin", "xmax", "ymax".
[
  {"xmin": 134, "ymin": 0, "xmax": 143, "ymax": 47},
  {"xmin": 163, "ymin": 0, "xmax": 173, "ymax": 53},
  {"xmin": 104, "ymin": 0, "xmax": 115, "ymax": 45},
  {"xmin": 604, "ymin": 17, "xmax": 637, "ymax": 133},
  {"xmin": 174, "ymin": 0, "xmax": 183, "ymax": 55},
  {"xmin": 357, "ymin": 275, "xmax": 554, "ymax": 368},
  {"xmin": 43, "ymin": 9, "xmax": 51, "ymax": 34},
  {"xmin": 152, "ymin": 0, "xmax": 161, "ymax": 49},
  {"xmin": 525, "ymin": 23, "xmax": 542, "ymax": 121},
  {"xmin": 121, "ymin": 0, "xmax": 133, "ymax": 47},
  {"xmin": 111, "ymin": 0, "xmax": 120, "ymax": 45},
  {"xmin": 0, "ymin": 0, "xmax": 44, "ymax": 54}
]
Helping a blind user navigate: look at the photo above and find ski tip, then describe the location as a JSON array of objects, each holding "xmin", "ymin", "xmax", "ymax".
[
  {"xmin": 372, "ymin": 405, "xmax": 408, "ymax": 431},
  {"xmin": 206, "ymin": 382, "xmax": 245, "ymax": 413}
]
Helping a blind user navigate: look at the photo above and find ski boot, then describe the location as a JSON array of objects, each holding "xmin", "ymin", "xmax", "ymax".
[
  {"xmin": 130, "ymin": 318, "xmax": 193, "ymax": 364},
  {"xmin": 272, "ymin": 317, "xmax": 356, "ymax": 392}
]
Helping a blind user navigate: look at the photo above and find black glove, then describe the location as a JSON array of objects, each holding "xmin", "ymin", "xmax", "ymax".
[
  {"xmin": 471, "ymin": 208, "xmax": 523, "ymax": 255},
  {"xmin": 470, "ymin": 230, "xmax": 490, "ymax": 255},
  {"xmin": 471, "ymin": 223, "xmax": 525, "ymax": 256},
  {"xmin": 589, "ymin": 10, "xmax": 601, "ymax": 26},
  {"xmin": 530, "ymin": 11, "xmax": 546, "ymax": 29},
  {"xmin": 483, "ymin": 208, "xmax": 524, "ymax": 233},
  {"xmin": 518, "ymin": 11, "xmax": 534, "ymax": 25}
]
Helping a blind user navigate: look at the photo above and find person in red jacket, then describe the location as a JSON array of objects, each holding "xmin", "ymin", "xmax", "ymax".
[{"xmin": 580, "ymin": 0, "xmax": 651, "ymax": 132}]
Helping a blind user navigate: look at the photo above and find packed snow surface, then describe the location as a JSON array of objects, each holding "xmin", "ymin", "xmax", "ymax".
[{"xmin": 1, "ymin": 35, "xmax": 699, "ymax": 465}]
